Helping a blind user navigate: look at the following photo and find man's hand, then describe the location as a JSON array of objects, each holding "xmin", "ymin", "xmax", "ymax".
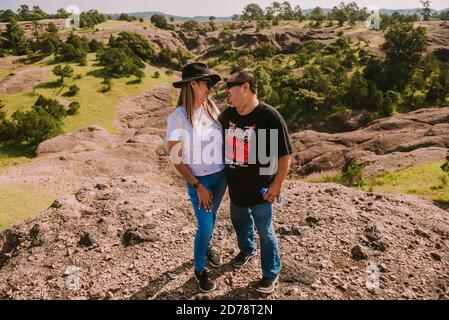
[
  {"xmin": 263, "ymin": 181, "xmax": 282, "ymax": 203},
  {"xmin": 263, "ymin": 154, "xmax": 292, "ymax": 203}
]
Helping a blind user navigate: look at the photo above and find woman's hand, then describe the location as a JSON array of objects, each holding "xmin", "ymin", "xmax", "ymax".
[{"xmin": 197, "ymin": 184, "xmax": 213, "ymax": 212}]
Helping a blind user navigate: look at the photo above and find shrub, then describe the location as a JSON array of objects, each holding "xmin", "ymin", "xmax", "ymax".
[
  {"xmin": 55, "ymin": 32, "xmax": 89, "ymax": 63},
  {"xmin": 151, "ymin": 14, "xmax": 169, "ymax": 29},
  {"xmin": 33, "ymin": 95, "xmax": 66, "ymax": 120},
  {"xmin": 118, "ymin": 13, "xmax": 137, "ymax": 22},
  {"xmin": 134, "ymin": 69, "xmax": 145, "ymax": 82},
  {"xmin": 0, "ymin": 100, "xmax": 14, "ymax": 140},
  {"xmin": 442, "ymin": 151, "xmax": 449, "ymax": 174},
  {"xmin": 79, "ymin": 10, "xmax": 106, "ymax": 28},
  {"xmin": 253, "ymin": 43, "xmax": 277, "ymax": 58},
  {"xmin": 10, "ymin": 108, "xmax": 63, "ymax": 147},
  {"xmin": 156, "ymin": 48, "xmax": 174, "ymax": 66},
  {"xmin": 340, "ymin": 160, "xmax": 364, "ymax": 187},
  {"xmin": 182, "ymin": 20, "xmax": 199, "ymax": 32},
  {"xmin": 112, "ymin": 32, "xmax": 155, "ymax": 62},
  {"xmin": 98, "ymin": 47, "xmax": 143, "ymax": 78},
  {"xmin": 40, "ymin": 32, "xmax": 60, "ymax": 54},
  {"xmin": 67, "ymin": 84, "xmax": 80, "ymax": 96},
  {"xmin": 67, "ymin": 102, "xmax": 80, "ymax": 115},
  {"xmin": 52, "ymin": 64, "xmax": 74, "ymax": 85},
  {"xmin": 1, "ymin": 18, "xmax": 28, "ymax": 55},
  {"xmin": 102, "ymin": 77, "xmax": 112, "ymax": 92},
  {"xmin": 89, "ymin": 38, "xmax": 104, "ymax": 52},
  {"xmin": 256, "ymin": 20, "xmax": 270, "ymax": 31}
]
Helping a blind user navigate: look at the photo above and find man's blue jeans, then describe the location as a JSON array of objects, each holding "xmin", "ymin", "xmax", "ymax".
[
  {"xmin": 187, "ymin": 169, "xmax": 227, "ymax": 272},
  {"xmin": 230, "ymin": 201, "xmax": 281, "ymax": 279}
]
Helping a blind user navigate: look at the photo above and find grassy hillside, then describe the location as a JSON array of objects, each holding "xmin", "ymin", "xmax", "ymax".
[
  {"xmin": 0, "ymin": 52, "xmax": 173, "ymax": 171},
  {"xmin": 364, "ymin": 161, "xmax": 449, "ymax": 204},
  {"xmin": 306, "ymin": 160, "xmax": 449, "ymax": 205},
  {"xmin": 1, "ymin": 53, "xmax": 173, "ymax": 134}
]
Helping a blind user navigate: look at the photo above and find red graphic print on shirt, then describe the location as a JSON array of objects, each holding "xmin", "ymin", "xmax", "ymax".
[{"xmin": 225, "ymin": 121, "xmax": 256, "ymax": 164}]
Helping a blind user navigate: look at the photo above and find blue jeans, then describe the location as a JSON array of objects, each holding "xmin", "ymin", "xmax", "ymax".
[
  {"xmin": 230, "ymin": 201, "xmax": 281, "ymax": 279},
  {"xmin": 187, "ymin": 169, "xmax": 227, "ymax": 272}
]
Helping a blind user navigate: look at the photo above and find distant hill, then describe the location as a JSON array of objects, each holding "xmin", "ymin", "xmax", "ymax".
[
  {"xmin": 108, "ymin": 11, "xmax": 232, "ymax": 22},
  {"xmin": 376, "ymin": 8, "xmax": 448, "ymax": 15},
  {"xmin": 108, "ymin": 8, "xmax": 449, "ymax": 22},
  {"xmin": 299, "ymin": 8, "xmax": 448, "ymax": 16}
]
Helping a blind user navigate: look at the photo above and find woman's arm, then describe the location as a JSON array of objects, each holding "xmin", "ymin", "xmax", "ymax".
[{"xmin": 168, "ymin": 140, "xmax": 213, "ymax": 211}]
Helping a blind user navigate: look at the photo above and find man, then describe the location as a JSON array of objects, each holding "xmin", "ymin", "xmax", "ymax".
[{"xmin": 219, "ymin": 67, "xmax": 293, "ymax": 294}]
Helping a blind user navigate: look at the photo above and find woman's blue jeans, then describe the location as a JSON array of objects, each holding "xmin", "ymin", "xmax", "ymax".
[{"xmin": 187, "ymin": 169, "xmax": 227, "ymax": 272}]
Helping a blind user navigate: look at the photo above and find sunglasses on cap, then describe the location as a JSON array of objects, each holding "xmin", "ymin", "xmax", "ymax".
[{"xmin": 225, "ymin": 81, "xmax": 246, "ymax": 89}]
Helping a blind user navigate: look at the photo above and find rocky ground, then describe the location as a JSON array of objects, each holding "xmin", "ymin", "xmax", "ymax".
[
  {"xmin": 290, "ymin": 107, "xmax": 449, "ymax": 178},
  {"xmin": 0, "ymin": 177, "xmax": 448, "ymax": 300},
  {"xmin": 0, "ymin": 60, "xmax": 49, "ymax": 94},
  {"xmin": 0, "ymin": 81, "xmax": 448, "ymax": 299},
  {"xmin": 421, "ymin": 21, "xmax": 449, "ymax": 62}
]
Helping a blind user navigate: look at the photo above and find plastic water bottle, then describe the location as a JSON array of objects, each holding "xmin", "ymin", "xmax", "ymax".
[{"xmin": 259, "ymin": 187, "xmax": 285, "ymax": 205}]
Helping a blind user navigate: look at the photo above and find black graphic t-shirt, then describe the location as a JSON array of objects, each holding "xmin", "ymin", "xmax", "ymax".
[{"xmin": 219, "ymin": 102, "xmax": 293, "ymax": 207}]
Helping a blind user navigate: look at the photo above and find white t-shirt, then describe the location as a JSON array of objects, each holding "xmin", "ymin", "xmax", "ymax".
[{"xmin": 166, "ymin": 105, "xmax": 224, "ymax": 176}]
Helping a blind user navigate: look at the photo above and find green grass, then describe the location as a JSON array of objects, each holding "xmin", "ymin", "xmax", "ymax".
[
  {"xmin": 59, "ymin": 20, "xmax": 131, "ymax": 35},
  {"xmin": 1, "ymin": 53, "xmax": 173, "ymax": 134},
  {"xmin": 305, "ymin": 171, "xmax": 341, "ymax": 184},
  {"xmin": 0, "ymin": 184, "xmax": 55, "ymax": 232},
  {"xmin": 306, "ymin": 161, "xmax": 449, "ymax": 204},
  {"xmin": 364, "ymin": 161, "xmax": 449, "ymax": 203},
  {"xmin": 0, "ymin": 69, "xmax": 12, "ymax": 81},
  {"xmin": 0, "ymin": 142, "xmax": 34, "ymax": 174},
  {"xmin": 94, "ymin": 20, "xmax": 135, "ymax": 29}
]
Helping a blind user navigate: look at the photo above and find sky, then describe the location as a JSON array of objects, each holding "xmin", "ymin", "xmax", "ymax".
[{"xmin": 0, "ymin": 0, "xmax": 448, "ymax": 17}]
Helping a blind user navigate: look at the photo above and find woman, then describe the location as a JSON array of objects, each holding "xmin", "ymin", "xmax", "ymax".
[{"xmin": 166, "ymin": 62, "xmax": 226, "ymax": 293}]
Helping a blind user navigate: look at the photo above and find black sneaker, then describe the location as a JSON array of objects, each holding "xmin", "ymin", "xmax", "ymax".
[
  {"xmin": 232, "ymin": 251, "xmax": 256, "ymax": 268},
  {"xmin": 207, "ymin": 247, "xmax": 222, "ymax": 268},
  {"xmin": 194, "ymin": 270, "xmax": 216, "ymax": 293},
  {"xmin": 255, "ymin": 275, "xmax": 279, "ymax": 294}
]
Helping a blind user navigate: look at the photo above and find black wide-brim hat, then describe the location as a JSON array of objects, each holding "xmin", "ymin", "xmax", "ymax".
[{"xmin": 172, "ymin": 62, "xmax": 221, "ymax": 88}]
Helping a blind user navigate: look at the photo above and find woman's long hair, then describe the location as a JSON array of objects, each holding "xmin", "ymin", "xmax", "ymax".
[{"xmin": 176, "ymin": 80, "xmax": 220, "ymax": 127}]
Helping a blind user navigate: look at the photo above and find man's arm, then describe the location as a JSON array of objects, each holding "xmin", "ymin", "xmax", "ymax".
[{"xmin": 263, "ymin": 154, "xmax": 292, "ymax": 203}]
